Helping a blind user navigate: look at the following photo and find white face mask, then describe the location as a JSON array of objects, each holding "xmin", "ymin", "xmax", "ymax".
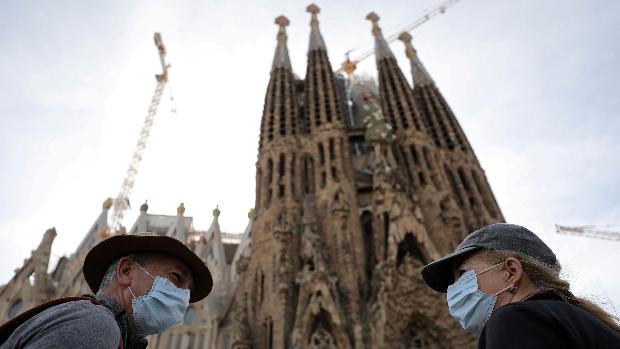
[
  {"xmin": 446, "ymin": 262, "xmax": 514, "ymax": 333},
  {"xmin": 128, "ymin": 264, "xmax": 190, "ymax": 336}
]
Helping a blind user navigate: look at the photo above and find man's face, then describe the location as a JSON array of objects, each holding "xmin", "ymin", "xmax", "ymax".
[{"xmin": 130, "ymin": 254, "xmax": 195, "ymax": 297}]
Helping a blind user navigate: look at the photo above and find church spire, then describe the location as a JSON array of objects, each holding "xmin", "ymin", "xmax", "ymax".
[
  {"xmin": 307, "ymin": 4, "xmax": 326, "ymax": 52},
  {"xmin": 397, "ymin": 30, "xmax": 471, "ymax": 153},
  {"xmin": 305, "ymin": 4, "xmax": 344, "ymax": 130},
  {"xmin": 398, "ymin": 32, "xmax": 434, "ymax": 87},
  {"xmin": 365, "ymin": 12, "xmax": 425, "ymax": 133},
  {"xmin": 394, "ymin": 31, "xmax": 503, "ymax": 224},
  {"xmin": 259, "ymin": 15, "xmax": 298, "ymax": 149},
  {"xmin": 272, "ymin": 15, "xmax": 292, "ymax": 72},
  {"xmin": 256, "ymin": 16, "xmax": 300, "ymax": 213},
  {"xmin": 366, "ymin": 12, "xmax": 396, "ymax": 61}
]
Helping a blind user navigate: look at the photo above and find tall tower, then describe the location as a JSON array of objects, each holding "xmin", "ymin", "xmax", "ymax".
[
  {"xmin": 295, "ymin": 4, "xmax": 366, "ymax": 348},
  {"xmin": 238, "ymin": 6, "xmax": 367, "ymax": 349},
  {"xmin": 366, "ymin": 13, "xmax": 466, "ymax": 254},
  {"xmin": 248, "ymin": 14, "xmax": 301, "ymax": 349}
]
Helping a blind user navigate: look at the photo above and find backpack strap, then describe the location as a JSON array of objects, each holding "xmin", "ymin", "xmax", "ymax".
[{"xmin": 0, "ymin": 296, "xmax": 123, "ymax": 349}]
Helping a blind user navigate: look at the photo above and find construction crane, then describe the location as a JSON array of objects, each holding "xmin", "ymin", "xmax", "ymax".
[
  {"xmin": 107, "ymin": 33, "xmax": 171, "ymax": 235},
  {"xmin": 555, "ymin": 224, "xmax": 620, "ymax": 242},
  {"xmin": 339, "ymin": 0, "xmax": 462, "ymax": 76}
]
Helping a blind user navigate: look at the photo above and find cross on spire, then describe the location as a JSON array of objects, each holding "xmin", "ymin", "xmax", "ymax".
[
  {"xmin": 307, "ymin": 4, "xmax": 326, "ymax": 51},
  {"xmin": 366, "ymin": 12, "xmax": 394, "ymax": 61},
  {"xmin": 275, "ymin": 15, "xmax": 289, "ymax": 29},
  {"xmin": 272, "ymin": 15, "xmax": 292, "ymax": 71},
  {"xmin": 366, "ymin": 12, "xmax": 381, "ymax": 36}
]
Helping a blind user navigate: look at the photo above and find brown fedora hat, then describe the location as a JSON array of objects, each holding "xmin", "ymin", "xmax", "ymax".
[{"xmin": 83, "ymin": 233, "xmax": 212, "ymax": 303}]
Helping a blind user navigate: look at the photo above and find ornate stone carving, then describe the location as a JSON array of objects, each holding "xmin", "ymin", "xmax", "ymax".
[
  {"xmin": 300, "ymin": 222, "xmax": 327, "ymax": 275},
  {"xmin": 308, "ymin": 328, "xmax": 337, "ymax": 349},
  {"xmin": 330, "ymin": 188, "xmax": 350, "ymax": 216}
]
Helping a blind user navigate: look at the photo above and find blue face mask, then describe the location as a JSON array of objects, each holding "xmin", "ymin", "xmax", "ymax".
[
  {"xmin": 447, "ymin": 262, "xmax": 513, "ymax": 333},
  {"xmin": 128, "ymin": 264, "xmax": 190, "ymax": 336}
]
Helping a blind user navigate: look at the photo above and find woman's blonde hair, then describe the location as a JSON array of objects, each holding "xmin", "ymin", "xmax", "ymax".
[{"xmin": 482, "ymin": 249, "xmax": 620, "ymax": 332}]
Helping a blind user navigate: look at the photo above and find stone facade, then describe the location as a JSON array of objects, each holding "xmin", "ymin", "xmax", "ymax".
[{"xmin": 0, "ymin": 5, "xmax": 504, "ymax": 349}]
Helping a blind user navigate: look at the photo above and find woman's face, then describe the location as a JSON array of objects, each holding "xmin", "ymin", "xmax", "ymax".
[{"xmin": 452, "ymin": 251, "xmax": 510, "ymax": 297}]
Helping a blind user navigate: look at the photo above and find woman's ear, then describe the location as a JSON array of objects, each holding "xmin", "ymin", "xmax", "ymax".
[
  {"xmin": 116, "ymin": 257, "xmax": 134, "ymax": 287},
  {"xmin": 504, "ymin": 257, "xmax": 523, "ymax": 286}
]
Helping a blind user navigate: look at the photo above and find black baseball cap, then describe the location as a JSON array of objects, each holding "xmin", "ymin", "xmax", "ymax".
[{"xmin": 421, "ymin": 223, "xmax": 557, "ymax": 293}]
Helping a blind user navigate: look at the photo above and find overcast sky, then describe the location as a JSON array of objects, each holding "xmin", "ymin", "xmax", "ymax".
[{"xmin": 1, "ymin": 0, "xmax": 619, "ymax": 313}]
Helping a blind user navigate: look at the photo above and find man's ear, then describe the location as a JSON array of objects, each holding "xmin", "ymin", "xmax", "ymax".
[
  {"xmin": 504, "ymin": 257, "xmax": 523, "ymax": 286},
  {"xmin": 116, "ymin": 257, "xmax": 134, "ymax": 287}
]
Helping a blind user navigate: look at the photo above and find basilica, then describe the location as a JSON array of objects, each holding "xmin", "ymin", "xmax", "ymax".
[{"xmin": 0, "ymin": 5, "xmax": 503, "ymax": 349}]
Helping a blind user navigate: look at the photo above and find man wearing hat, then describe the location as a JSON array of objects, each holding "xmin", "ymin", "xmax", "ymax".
[
  {"xmin": 420, "ymin": 223, "xmax": 620, "ymax": 348},
  {"xmin": 0, "ymin": 233, "xmax": 213, "ymax": 348}
]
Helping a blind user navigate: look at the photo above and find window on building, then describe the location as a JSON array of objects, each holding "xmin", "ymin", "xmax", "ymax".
[
  {"xmin": 278, "ymin": 153, "xmax": 286, "ymax": 198},
  {"xmin": 290, "ymin": 154, "xmax": 296, "ymax": 197},
  {"xmin": 302, "ymin": 156, "xmax": 315, "ymax": 194},
  {"xmin": 457, "ymin": 167, "xmax": 476, "ymax": 207},
  {"xmin": 266, "ymin": 158, "xmax": 273, "ymax": 206},
  {"xmin": 383, "ymin": 212, "xmax": 390, "ymax": 260},
  {"xmin": 361, "ymin": 211, "xmax": 374, "ymax": 293},
  {"xmin": 445, "ymin": 166, "xmax": 464, "ymax": 206},
  {"xmin": 267, "ymin": 158, "xmax": 273, "ymax": 184},
  {"xmin": 397, "ymin": 233, "xmax": 425, "ymax": 266},
  {"xmin": 423, "ymin": 147, "xmax": 433, "ymax": 169},
  {"xmin": 396, "ymin": 145, "xmax": 413, "ymax": 182},
  {"xmin": 404, "ymin": 327, "xmax": 428, "ymax": 348},
  {"xmin": 260, "ymin": 271, "xmax": 265, "ymax": 304},
  {"xmin": 410, "ymin": 145, "xmax": 421, "ymax": 165},
  {"xmin": 256, "ymin": 169, "xmax": 262, "ymax": 211},
  {"xmin": 471, "ymin": 170, "xmax": 499, "ymax": 219}
]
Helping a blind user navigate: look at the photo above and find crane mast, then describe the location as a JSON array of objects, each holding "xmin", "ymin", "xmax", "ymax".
[{"xmin": 108, "ymin": 33, "xmax": 170, "ymax": 235}]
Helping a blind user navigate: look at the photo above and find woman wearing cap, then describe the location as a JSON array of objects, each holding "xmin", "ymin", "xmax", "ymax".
[{"xmin": 421, "ymin": 223, "xmax": 620, "ymax": 348}]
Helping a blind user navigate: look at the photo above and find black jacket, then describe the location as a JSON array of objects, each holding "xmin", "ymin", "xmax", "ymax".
[{"xmin": 478, "ymin": 293, "xmax": 620, "ymax": 349}]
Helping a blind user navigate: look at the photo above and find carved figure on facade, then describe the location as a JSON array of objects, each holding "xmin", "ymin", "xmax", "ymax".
[{"xmin": 300, "ymin": 222, "xmax": 327, "ymax": 276}]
